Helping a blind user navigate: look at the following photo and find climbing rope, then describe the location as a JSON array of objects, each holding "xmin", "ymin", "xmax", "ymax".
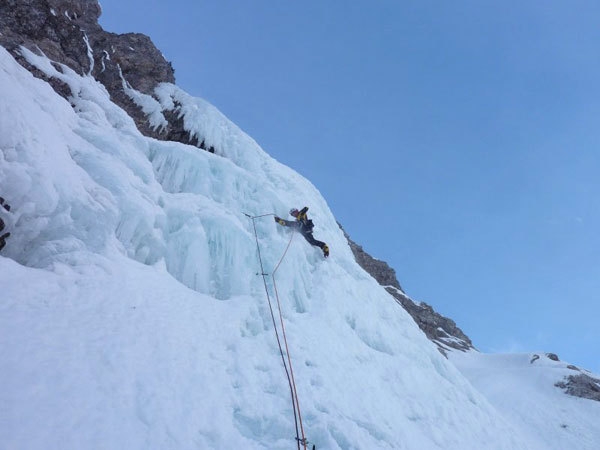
[
  {"xmin": 245, "ymin": 212, "xmax": 308, "ymax": 450},
  {"xmin": 272, "ymin": 232, "xmax": 307, "ymax": 448}
]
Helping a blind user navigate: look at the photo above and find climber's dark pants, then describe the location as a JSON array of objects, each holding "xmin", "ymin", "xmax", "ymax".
[
  {"xmin": 0, "ymin": 202, "xmax": 10, "ymax": 251},
  {"xmin": 301, "ymin": 231, "xmax": 326, "ymax": 250},
  {"xmin": 0, "ymin": 233, "xmax": 8, "ymax": 251},
  {"xmin": 280, "ymin": 219, "xmax": 326, "ymax": 250}
]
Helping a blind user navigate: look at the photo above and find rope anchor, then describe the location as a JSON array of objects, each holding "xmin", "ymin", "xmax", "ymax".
[{"xmin": 296, "ymin": 438, "xmax": 315, "ymax": 450}]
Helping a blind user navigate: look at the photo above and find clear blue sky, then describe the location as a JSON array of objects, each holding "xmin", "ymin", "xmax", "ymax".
[{"xmin": 99, "ymin": 1, "xmax": 600, "ymax": 373}]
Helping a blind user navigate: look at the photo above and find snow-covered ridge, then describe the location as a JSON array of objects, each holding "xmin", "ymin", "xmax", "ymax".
[{"xmin": 451, "ymin": 351, "xmax": 600, "ymax": 450}]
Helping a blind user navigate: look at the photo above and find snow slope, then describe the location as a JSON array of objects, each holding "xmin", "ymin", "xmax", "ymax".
[
  {"xmin": 0, "ymin": 45, "xmax": 593, "ymax": 449},
  {"xmin": 451, "ymin": 351, "xmax": 600, "ymax": 450}
]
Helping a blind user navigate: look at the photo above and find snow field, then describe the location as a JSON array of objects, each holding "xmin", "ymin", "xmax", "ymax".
[{"xmin": 451, "ymin": 351, "xmax": 600, "ymax": 450}]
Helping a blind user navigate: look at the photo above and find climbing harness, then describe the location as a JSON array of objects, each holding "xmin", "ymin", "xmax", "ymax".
[{"xmin": 245, "ymin": 212, "xmax": 309, "ymax": 450}]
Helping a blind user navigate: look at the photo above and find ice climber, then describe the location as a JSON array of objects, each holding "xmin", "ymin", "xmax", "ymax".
[
  {"xmin": 0, "ymin": 197, "xmax": 11, "ymax": 252},
  {"xmin": 275, "ymin": 206, "xmax": 329, "ymax": 257}
]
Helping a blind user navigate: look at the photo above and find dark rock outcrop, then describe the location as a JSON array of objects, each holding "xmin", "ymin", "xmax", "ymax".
[
  {"xmin": 341, "ymin": 224, "xmax": 403, "ymax": 292},
  {"xmin": 556, "ymin": 374, "xmax": 600, "ymax": 402},
  {"xmin": 388, "ymin": 289, "xmax": 473, "ymax": 355},
  {"xmin": 340, "ymin": 223, "xmax": 474, "ymax": 355},
  {"xmin": 0, "ymin": 0, "xmax": 202, "ymax": 149}
]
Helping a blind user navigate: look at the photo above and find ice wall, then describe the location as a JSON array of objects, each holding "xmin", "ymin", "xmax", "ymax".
[{"xmin": 0, "ymin": 46, "xmax": 535, "ymax": 449}]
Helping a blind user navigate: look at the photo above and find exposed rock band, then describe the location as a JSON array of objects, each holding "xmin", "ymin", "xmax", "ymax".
[{"xmin": 0, "ymin": 197, "xmax": 11, "ymax": 251}]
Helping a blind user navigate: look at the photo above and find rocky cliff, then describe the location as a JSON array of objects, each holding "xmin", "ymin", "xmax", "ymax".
[{"xmin": 0, "ymin": 0, "xmax": 211, "ymax": 150}]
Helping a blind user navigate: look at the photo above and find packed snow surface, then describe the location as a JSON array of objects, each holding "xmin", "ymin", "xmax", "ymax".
[
  {"xmin": 450, "ymin": 351, "xmax": 600, "ymax": 450},
  {"xmin": 1, "ymin": 46, "xmax": 598, "ymax": 449}
]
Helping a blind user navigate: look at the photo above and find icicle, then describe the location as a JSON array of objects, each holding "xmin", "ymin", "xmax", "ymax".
[
  {"xmin": 117, "ymin": 64, "xmax": 168, "ymax": 131},
  {"xmin": 82, "ymin": 32, "xmax": 94, "ymax": 76}
]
